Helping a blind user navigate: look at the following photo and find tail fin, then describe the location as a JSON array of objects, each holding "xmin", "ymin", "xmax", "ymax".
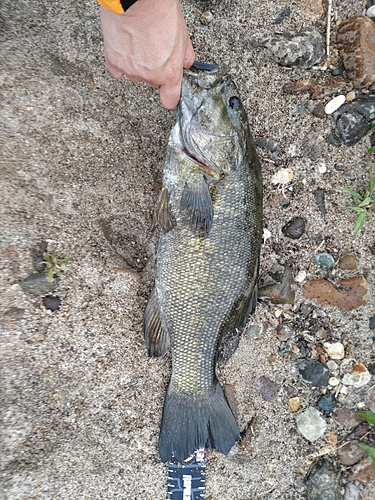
[{"xmin": 158, "ymin": 382, "xmax": 239, "ymax": 463}]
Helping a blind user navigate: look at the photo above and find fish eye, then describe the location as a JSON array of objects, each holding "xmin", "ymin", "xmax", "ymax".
[{"xmin": 228, "ymin": 96, "xmax": 240, "ymax": 110}]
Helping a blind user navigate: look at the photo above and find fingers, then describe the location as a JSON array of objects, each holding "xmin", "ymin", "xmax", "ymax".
[
  {"xmin": 183, "ymin": 37, "xmax": 195, "ymax": 69},
  {"xmin": 159, "ymin": 80, "xmax": 182, "ymax": 110}
]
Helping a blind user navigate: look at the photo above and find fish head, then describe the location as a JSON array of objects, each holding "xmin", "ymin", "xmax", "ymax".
[{"xmin": 177, "ymin": 68, "xmax": 248, "ymax": 177}]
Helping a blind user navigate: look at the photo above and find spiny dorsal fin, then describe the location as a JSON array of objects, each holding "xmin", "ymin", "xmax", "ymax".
[{"xmin": 143, "ymin": 288, "xmax": 170, "ymax": 357}]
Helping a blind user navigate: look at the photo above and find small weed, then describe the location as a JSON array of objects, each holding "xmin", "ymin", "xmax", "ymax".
[
  {"xmin": 341, "ymin": 167, "xmax": 375, "ymax": 238},
  {"xmin": 356, "ymin": 411, "xmax": 375, "ymax": 463},
  {"xmin": 41, "ymin": 250, "xmax": 72, "ymax": 282}
]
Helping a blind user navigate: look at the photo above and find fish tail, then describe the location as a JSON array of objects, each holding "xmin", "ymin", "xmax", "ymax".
[{"xmin": 158, "ymin": 382, "xmax": 239, "ymax": 463}]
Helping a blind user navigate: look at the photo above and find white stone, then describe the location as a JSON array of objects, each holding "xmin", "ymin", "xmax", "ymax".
[
  {"xmin": 323, "ymin": 342, "xmax": 345, "ymax": 360},
  {"xmin": 366, "ymin": 5, "xmax": 375, "ymax": 20},
  {"xmin": 325, "ymin": 94, "xmax": 346, "ymax": 114},
  {"xmin": 263, "ymin": 228, "xmax": 271, "ymax": 243},
  {"xmin": 294, "ymin": 270, "xmax": 307, "ymax": 283},
  {"xmin": 296, "ymin": 407, "xmax": 327, "ymax": 442},
  {"xmin": 271, "ymin": 167, "xmax": 294, "ymax": 185},
  {"xmin": 329, "ymin": 377, "xmax": 340, "ymax": 387},
  {"xmin": 318, "ymin": 163, "xmax": 327, "ymax": 174},
  {"xmin": 326, "ymin": 360, "xmax": 338, "ymax": 371},
  {"xmin": 340, "ymin": 385, "xmax": 349, "ymax": 395},
  {"xmin": 342, "ymin": 362, "xmax": 372, "ymax": 388}
]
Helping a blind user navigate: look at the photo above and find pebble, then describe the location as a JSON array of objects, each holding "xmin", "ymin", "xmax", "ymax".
[
  {"xmin": 276, "ymin": 323, "xmax": 295, "ymax": 341},
  {"xmin": 255, "ymin": 376, "xmax": 279, "ymax": 402},
  {"xmin": 327, "ymin": 360, "xmax": 338, "ymax": 371},
  {"xmin": 318, "ymin": 163, "xmax": 327, "ymax": 174},
  {"xmin": 338, "ymin": 442, "xmax": 367, "ymax": 466},
  {"xmin": 21, "ymin": 271, "xmax": 58, "ymax": 297},
  {"xmin": 342, "ymin": 362, "xmax": 372, "ymax": 388},
  {"xmin": 314, "ymin": 253, "xmax": 335, "ymax": 270},
  {"xmin": 335, "ymin": 408, "xmax": 364, "ymax": 429},
  {"xmin": 246, "ymin": 322, "xmax": 264, "ymax": 339},
  {"xmin": 370, "ymin": 315, "xmax": 375, "ymax": 329},
  {"xmin": 334, "ymin": 163, "xmax": 345, "ymax": 171},
  {"xmin": 318, "ymin": 394, "xmax": 334, "ymax": 413},
  {"xmin": 367, "ymin": 5, "xmax": 375, "ymax": 20},
  {"xmin": 305, "ymin": 458, "xmax": 341, "ymax": 500},
  {"xmin": 282, "ymin": 217, "xmax": 306, "ymax": 239},
  {"xmin": 338, "ymin": 254, "xmax": 357, "ymax": 270},
  {"xmin": 302, "ymin": 131, "xmax": 324, "ymax": 161},
  {"xmin": 323, "ymin": 342, "xmax": 345, "ymax": 360},
  {"xmin": 298, "ymin": 360, "xmax": 330, "ymax": 387},
  {"xmin": 325, "ymin": 95, "xmax": 346, "ymax": 114},
  {"xmin": 289, "ymin": 396, "xmax": 301, "ymax": 412},
  {"xmin": 326, "ymin": 133, "xmax": 342, "ymax": 147},
  {"xmin": 311, "ymin": 101, "xmax": 326, "ymax": 119},
  {"xmin": 346, "ymin": 91, "xmax": 356, "ymax": 102},
  {"xmin": 274, "ymin": 6, "xmax": 291, "ymax": 24},
  {"xmin": 200, "ymin": 11, "xmax": 213, "ymax": 25},
  {"xmin": 296, "ymin": 407, "xmax": 327, "ymax": 442},
  {"xmin": 331, "ymin": 66, "xmax": 344, "ymax": 76},
  {"xmin": 350, "ymin": 457, "xmax": 375, "ymax": 484},
  {"xmin": 337, "ymin": 15, "xmax": 375, "ymax": 88},
  {"xmin": 295, "ymin": 270, "xmax": 307, "ymax": 283},
  {"xmin": 258, "ymin": 265, "xmax": 295, "ymax": 304},
  {"xmin": 258, "ymin": 28, "xmax": 325, "ymax": 68},
  {"xmin": 303, "ymin": 0, "xmax": 324, "ymax": 19},
  {"xmin": 302, "ymin": 277, "xmax": 371, "ymax": 310},
  {"xmin": 313, "ymin": 189, "xmax": 325, "ymax": 217},
  {"xmin": 43, "ymin": 295, "xmax": 61, "ymax": 311},
  {"xmin": 333, "ymin": 94, "xmax": 375, "ymax": 146},
  {"xmin": 343, "ymin": 483, "xmax": 359, "ymax": 500},
  {"xmin": 329, "ymin": 377, "xmax": 340, "ymax": 387},
  {"xmin": 271, "ymin": 167, "xmax": 293, "ymax": 185}
]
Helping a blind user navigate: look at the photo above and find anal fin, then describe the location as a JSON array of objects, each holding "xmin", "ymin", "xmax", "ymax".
[{"xmin": 143, "ymin": 289, "xmax": 170, "ymax": 357}]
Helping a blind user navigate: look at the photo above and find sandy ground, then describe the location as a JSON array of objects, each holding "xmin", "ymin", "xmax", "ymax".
[{"xmin": 1, "ymin": 1, "xmax": 374, "ymax": 499}]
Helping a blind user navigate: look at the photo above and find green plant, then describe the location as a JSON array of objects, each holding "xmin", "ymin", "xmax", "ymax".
[
  {"xmin": 356, "ymin": 411, "xmax": 375, "ymax": 463},
  {"xmin": 341, "ymin": 167, "xmax": 375, "ymax": 238},
  {"xmin": 41, "ymin": 250, "xmax": 72, "ymax": 282}
]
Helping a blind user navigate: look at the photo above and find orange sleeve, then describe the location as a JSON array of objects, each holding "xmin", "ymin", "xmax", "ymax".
[{"xmin": 97, "ymin": 1, "xmax": 125, "ymax": 14}]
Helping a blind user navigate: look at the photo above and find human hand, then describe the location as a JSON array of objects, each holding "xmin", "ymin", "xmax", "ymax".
[{"xmin": 100, "ymin": 0, "xmax": 195, "ymax": 109}]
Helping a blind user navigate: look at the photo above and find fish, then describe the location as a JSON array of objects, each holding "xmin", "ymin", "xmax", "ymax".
[{"xmin": 144, "ymin": 67, "xmax": 263, "ymax": 463}]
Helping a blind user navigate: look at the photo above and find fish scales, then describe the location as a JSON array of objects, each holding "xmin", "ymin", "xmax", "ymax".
[{"xmin": 144, "ymin": 68, "xmax": 263, "ymax": 463}]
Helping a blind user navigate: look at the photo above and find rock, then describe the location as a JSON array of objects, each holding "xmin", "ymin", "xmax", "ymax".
[
  {"xmin": 245, "ymin": 322, "xmax": 264, "ymax": 339},
  {"xmin": 296, "ymin": 407, "xmax": 327, "ymax": 442},
  {"xmin": 276, "ymin": 323, "xmax": 295, "ymax": 341},
  {"xmin": 271, "ymin": 167, "xmax": 293, "ymax": 185},
  {"xmin": 342, "ymin": 362, "xmax": 372, "ymax": 388},
  {"xmin": 326, "ymin": 133, "xmax": 342, "ymax": 147},
  {"xmin": 200, "ymin": 11, "xmax": 213, "ymax": 25},
  {"xmin": 258, "ymin": 28, "xmax": 325, "ymax": 69},
  {"xmin": 333, "ymin": 94, "xmax": 375, "ymax": 146},
  {"xmin": 323, "ymin": 342, "xmax": 345, "ymax": 360},
  {"xmin": 274, "ymin": 7, "xmax": 291, "ymax": 25},
  {"xmin": 302, "ymin": 131, "xmax": 324, "ymax": 161},
  {"xmin": 332, "ymin": 66, "xmax": 344, "ymax": 76},
  {"xmin": 314, "ymin": 253, "xmax": 335, "ymax": 270},
  {"xmin": 282, "ymin": 217, "xmax": 306, "ymax": 239},
  {"xmin": 339, "ymin": 254, "xmax": 357, "ymax": 270},
  {"xmin": 302, "ymin": 0, "xmax": 324, "ymax": 19},
  {"xmin": 21, "ymin": 271, "xmax": 58, "ymax": 297},
  {"xmin": 334, "ymin": 163, "xmax": 345, "ymax": 171},
  {"xmin": 289, "ymin": 396, "xmax": 301, "ymax": 412},
  {"xmin": 338, "ymin": 442, "xmax": 367, "ymax": 466},
  {"xmin": 344, "ymin": 483, "xmax": 360, "ymax": 500},
  {"xmin": 318, "ymin": 163, "xmax": 327, "ymax": 174},
  {"xmin": 325, "ymin": 95, "xmax": 346, "ymax": 114},
  {"xmin": 346, "ymin": 91, "xmax": 356, "ymax": 102},
  {"xmin": 295, "ymin": 270, "xmax": 307, "ymax": 283},
  {"xmin": 337, "ymin": 16, "xmax": 375, "ymax": 89},
  {"xmin": 302, "ymin": 277, "xmax": 371, "ymax": 310},
  {"xmin": 328, "ymin": 377, "xmax": 340, "ymax": 387},
  {"xmin": 314, "ymin": 188, "xmax": 326, "ymax": 215},
  {"xmin": 255, "ymin": 376, "xmax": 279, "ymax": 401},
  {"xmin": 32, "ymin": 240, "xmax": 48, "ymax": 272},
  {"xmin": 370, "ymin": 315, "xmax": 375, "ymax": 329},
  {"xmin": 350, "ymin": 458, "xmax": 375, "ymax": 484},
  {"xmin": 298, "ymin": 360, "xmax": 330, "ymax": 387},
  {"xmin": 318, "ymin": 394, "xmax": 334, "ymax": 413},
  {"xmin": 311, "ymin": 101, "xmax": 326, "ymax": 118},
  {"xmin": 284, "ymin": 78, "xmax": 347, "ymax": 99},
  {"xmin": 258, "ymin": 265, "xmax": 295, "ymax": 304},
  {"xmin": 335, "ymin": 408, "xmax": 364, "ymax": 429},
  {"xmin": 43, "ymin": 295, "xmax": 61, "ymax": 311},
  {"xmin": 367, "ymin": 5, "xmax": 375, "ymax": 20},
  {"xmin": 305, "ymin": 458, "xmax": 341, "ymax": 500}
]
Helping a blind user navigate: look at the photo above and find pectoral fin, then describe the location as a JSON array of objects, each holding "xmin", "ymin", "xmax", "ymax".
[
  {"xmin": 180, "ymin": 177, "xmax": 213, "ymax": 236},
  {"xmin": 143, "ymin": 288, "xmax": 170, "ymax": 357},
  {"xmin": 150, "ymin": 187, "xmax": 174, "ymax": 234}
]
